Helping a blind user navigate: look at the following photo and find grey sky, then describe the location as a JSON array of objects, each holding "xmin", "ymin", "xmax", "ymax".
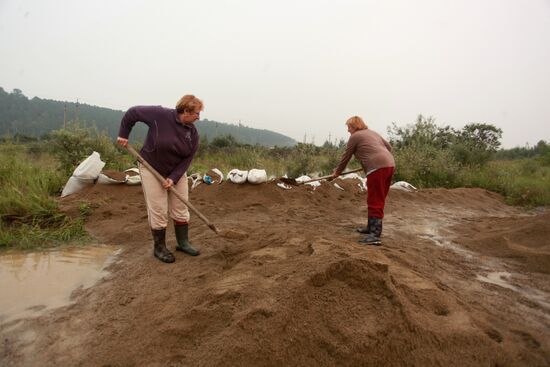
[{"xmin": 1, "ymin": 0, "xmax": 549, "ymax": 148}]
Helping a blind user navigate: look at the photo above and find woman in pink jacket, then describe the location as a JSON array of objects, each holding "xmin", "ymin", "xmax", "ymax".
[{"xmin": 332, "ymin": 116, "xmax": 395, "ymax": 246}]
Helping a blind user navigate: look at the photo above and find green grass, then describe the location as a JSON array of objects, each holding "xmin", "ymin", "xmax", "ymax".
[
  {"xmin": 392, "ymin": 145, "xmax": 550, "ymax": 207},
  {"xmin": 0, "ymin": 143, "xmax": 89, "ymax": 250},
  {"xmin": 460, "ymin": 159, "xmax": 550, "ymax": 206},
  {"xmin": 192, "ymin": 147, "xmax": 293, "ymax": 177}
]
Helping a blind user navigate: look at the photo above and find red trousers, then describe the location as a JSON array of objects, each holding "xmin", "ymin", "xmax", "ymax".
[{"xmin": 366, "ymin": 167, "xmax": 394, "ymax": 219}]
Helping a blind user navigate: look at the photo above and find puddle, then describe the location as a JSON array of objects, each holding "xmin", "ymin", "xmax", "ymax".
[
  {"xmin": 477, "ymin": 271, "xmax": 550, "ymax": 312},
  {"xmin": 405, "ymin": 221, "xmax": 550, "ymax": 317},
  {"xmin": 0, "ymin": 245, "xmax": 120, "ymax": 324},
  {"xmin": 477, "ymin": 271, "xmax": 516, "ymax": 290},
  {"xmin": 412, "ymin": 224, "xmax": 475, "ymax": 259}
]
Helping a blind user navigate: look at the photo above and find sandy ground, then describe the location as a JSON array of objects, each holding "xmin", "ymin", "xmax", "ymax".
[{"xmin": 1, "ymin": 178, "xmax": 549, "ymax": 366}]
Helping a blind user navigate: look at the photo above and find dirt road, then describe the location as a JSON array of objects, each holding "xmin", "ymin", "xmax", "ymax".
[{"xmin": 1, "ymin": 179, "xmax": 549, "ymax": 366}]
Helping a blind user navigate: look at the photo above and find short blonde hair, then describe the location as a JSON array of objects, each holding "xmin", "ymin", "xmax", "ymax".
[
  {"xmin": 346, "ymin": 116, "xmax": 368, "ymax": 130},
  {"xmin": 176, "ymin": 95, "xmax": 204, "ymax": 114}
]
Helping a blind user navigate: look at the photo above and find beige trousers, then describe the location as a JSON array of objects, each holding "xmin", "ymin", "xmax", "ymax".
[{"xmin": 139, "ymin": 163, "xmax": 190, "ymax": 229}]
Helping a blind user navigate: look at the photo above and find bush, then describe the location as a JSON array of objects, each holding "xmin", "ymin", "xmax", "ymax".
[
  {"xmin": 210, "ymin": 134, "xmax": 239, "ymax": 149},
  {"xmin": 389, "ymin": 115, "xmax": 501, "ymax": 167},
  {"xmin": 318, "ymin": 143, "xmax": 345, "ymax": 175},
  {"xmin": 451, "ymin": 143, "xmax": 493, "ymax": 166},
  {"xmin": 284, "ymin": 143, "xmax": 320, "ymax": 178},
  {"xmin": 49, "ymin": 123, "xmax": 132, "ymax": 176},
  {"xmin": 393, "ymin": 144, "xmax": 462, "ymax": 188}
]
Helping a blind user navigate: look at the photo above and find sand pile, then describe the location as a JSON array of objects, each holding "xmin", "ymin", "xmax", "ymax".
[{"xmin": 1, "ymin": 178, "xmax": 549, "ymax": 366}]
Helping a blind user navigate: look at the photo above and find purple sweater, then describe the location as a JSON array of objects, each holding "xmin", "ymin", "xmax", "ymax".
[{"xmin": 118, "ymin": 106, "xmax": 199, "ymax": 184}]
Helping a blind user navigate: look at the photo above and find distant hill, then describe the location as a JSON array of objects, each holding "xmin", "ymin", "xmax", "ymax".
[{"xmin": 0, "ymin": 87, "xmax": 297, "ymax": 147}]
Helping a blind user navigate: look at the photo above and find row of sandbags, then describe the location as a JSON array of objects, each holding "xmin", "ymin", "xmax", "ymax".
[
  {"xmin": 60, "ymin": 152, "xmax": 141, "ymax": 197},
  {"xmin": 187, "ymin": 168, "xmax": 268, "ymax": 190},
  {"xmin": 61, "ymin": 152, "xmax": 416, "ymax": 197},
  {"xmin": 61, "ymin": 152, "xmax": 270, "ymax": 197},
  {"xmin": 227, "ymin": 169, "xmax": 267, "ymax": 184},
  {"xmin": 276, "ymin": 172, "xmax": 417, "ymax": 193}
]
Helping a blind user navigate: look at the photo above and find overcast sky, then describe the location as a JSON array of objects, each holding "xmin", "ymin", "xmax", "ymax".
[{"xmin": 1, "ymin": 0, "xmax": 549, "ymax": 147}]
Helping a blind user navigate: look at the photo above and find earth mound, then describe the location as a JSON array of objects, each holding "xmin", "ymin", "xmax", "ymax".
[{"xmin": 2, "ymin": 179, "xmax": 549, "ymax": 366}]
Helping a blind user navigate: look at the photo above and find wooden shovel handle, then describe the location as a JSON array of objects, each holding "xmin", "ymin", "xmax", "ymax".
[
  {"xmin": 302, "ymin": 167, "xmax": 364, "ymax": 184},
  {"xmin": 125, "ymin": 145, "xmax": 219, "ymax": 234}
]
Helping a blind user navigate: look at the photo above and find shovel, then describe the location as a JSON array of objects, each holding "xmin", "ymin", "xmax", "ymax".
[
  {"xmin": 279, "ymin": 167, "xmax": 363, "ymax": 186},
  {"xmin": 125, "ymin": 144, "xmax": 219, "ymax": 234}
]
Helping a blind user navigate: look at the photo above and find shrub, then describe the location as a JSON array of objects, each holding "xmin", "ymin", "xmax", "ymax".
[
  {"xmin": 284, "ymin": 143, "xmax": 320, "ymax": 178},
  {"xmin": 49, "ymin": 123, "xmax": 128, "ymax": 176},
  {"xmin": 393, "ymin": 144, "xmax": 462, "ymax": 188}
]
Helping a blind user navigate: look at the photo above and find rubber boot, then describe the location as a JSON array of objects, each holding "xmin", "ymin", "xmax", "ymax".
[
  {"xmin": 152, "ymin": 228, "xmax": 175, "ymax": 263},
  {"xmin": 359, "ymin": 218, "xmax": 383, "ymax": 246},
  {"xmin": 356, "ymin": 221, "xmax": 371, "ymax": 234},
  {"xmin": 175, "ymin": 223, "xmax": 200, "ymax": 256}
]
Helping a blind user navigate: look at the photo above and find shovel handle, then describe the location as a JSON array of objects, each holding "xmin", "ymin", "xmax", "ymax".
[
  {"xmin": 125, "ymin": 144, "xmax": 219, "ymax": 234},
  {"xmin": 302, "ymin": 167, "xmax": 364, "ymax": 184}
]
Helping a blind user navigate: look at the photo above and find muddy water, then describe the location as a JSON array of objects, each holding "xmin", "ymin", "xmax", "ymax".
[{"xmin": 0, "ymin": 245, "xmax": 120, "ymax": 324}]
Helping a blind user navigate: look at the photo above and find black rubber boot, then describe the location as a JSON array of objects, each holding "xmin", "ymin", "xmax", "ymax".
[
  {"xmin": 175, "ymin": 223, "xmax": 200, "ymax": 256},
  {"xmin": 152, "ymin": 228, "xmax": 175, "ymax": 263},
  {"xmin": 359, "ymin": 218, "xmax": 383, "ymax": 246},
  {"xmin": 356, "ymin": 221, "xmax": 371, "ymax": 234}
]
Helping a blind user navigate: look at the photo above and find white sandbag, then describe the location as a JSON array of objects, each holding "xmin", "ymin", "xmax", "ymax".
[
  {"xmin": 72, "ymin": 151, "xmax": 105, "ymax": 180},
  {"xmin": 97, "ymin": 173, "xmax": 126, "ymax": 184},
  {"xmin": 125, "ymin": 167, "xmax": 140, "ymax": 175},
  {"xmin": 188, "ymin": 173, "xmax": 202, "ymax": 190},
  {"xmin": 61, "ymin": 176, "xmax": 94, "ymax": 197},
  {"xmin": 276, "ymin": 182, "xmax": 292, "ymax": 190},
  {"xmin": 228, "ymin": 169, "xmax": 248, "ymax": 184},
  {"xmin": 247, "ymin": 169, "xmax": 267, "ymax": 184},
  {"xmin": 391, "ymin": 181, "xmax": 417, "ymax": 192},
  {"xmin": 124, "ymin": 168, "xmax": 141, "ymax": 185},
  {"xmin": 295, "ymin": 175, "xmax": 311, "ymax": 183},
  {"xmin": 125, "ymin": 176, "xmax": 141, "ymax": 185},
  {"xmin": 295, "ymin": 175, "xmax": 321, "ymax": 188},
  {"xmin": 60, "ymin": 151, "xmax": 105, "ymax": 197},
  {"xmin": 210, "ymin": 168, "xmax": 224, "ymax": 183},
  {"xmin": 338, "ymin": 173, "xmax": 367, "ymax": 191},
  {"xmin": 340, "ymin": 172, "xmax": 363, "ymax": 180}
]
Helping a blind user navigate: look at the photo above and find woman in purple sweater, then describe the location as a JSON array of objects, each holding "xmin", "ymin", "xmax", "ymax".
[
  {"xmin": 332, "ymin": 116, "xmax": 395, "ymax": 246},
  {"xmin": 117, "ymin": 95, "xmax": 203, "ymax": 263}
]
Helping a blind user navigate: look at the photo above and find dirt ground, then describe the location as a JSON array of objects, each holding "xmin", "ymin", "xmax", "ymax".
[{"xmin": 1, "ymin": 177, "xmax": 549, "ymax": 366}]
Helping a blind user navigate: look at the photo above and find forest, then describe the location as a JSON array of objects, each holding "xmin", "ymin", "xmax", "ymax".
[{"xmin": 0, "ymin": 87, "xmax": 297, "ymax": 147}]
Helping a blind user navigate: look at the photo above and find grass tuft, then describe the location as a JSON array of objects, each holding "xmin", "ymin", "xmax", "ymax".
[{"xmin": 0, "ymin": 143, "xmax": 89, "ymax": 250}]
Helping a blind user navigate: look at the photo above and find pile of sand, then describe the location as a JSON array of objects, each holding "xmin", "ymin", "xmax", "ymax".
[{"xmin": 1, "ymin": 178, "xmax": 549, "ymax": 366}]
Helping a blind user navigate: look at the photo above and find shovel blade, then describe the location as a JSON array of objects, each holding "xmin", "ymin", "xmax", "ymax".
[{"xmin": 279, "ymin": 177, "xmax": 300, "ymax": 186}]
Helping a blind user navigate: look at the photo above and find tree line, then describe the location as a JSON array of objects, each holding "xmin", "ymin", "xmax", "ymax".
[{"xmin": 0, "ymin": 87, "xmax": 296, "ymax": 147}]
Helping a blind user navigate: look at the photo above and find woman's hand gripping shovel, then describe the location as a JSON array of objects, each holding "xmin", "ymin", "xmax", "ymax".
[{"xmin": 124, "ymin": 144, "xmax": 220, "ymax": 234}]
